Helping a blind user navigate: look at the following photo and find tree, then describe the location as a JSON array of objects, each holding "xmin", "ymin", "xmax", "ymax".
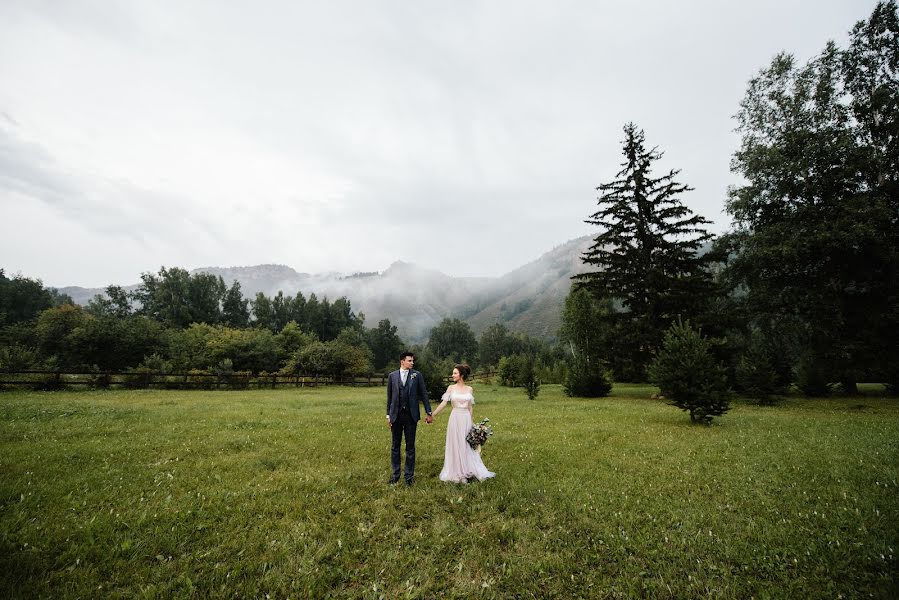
[
  {"xmin": 132, "ymin": 267, "xmax": 226, "ymax": 328},
  {"xmin": 724, "ymin": 1, "xmax": 899, "ymax": 393},
  {"xmin": 366, "ymin": 319, "xmax": 405, "ymax": 371},
  {"xmin": 204, "ymin": 326, "xmax": 280, "ymax": 374},
  {"xmin": 648, "ymin": 320, "xmax": 731, "ymax": 425},
  {"xmin": 86, "ymin": 285, "xmax": 133, "ymax": 318},
  {"xmin": 67, "ymin": 316, "xmax": 165, "ymax": 371},
  {"xmin": 286, "ymin": 339, "xmax": 371, "ymax": 378},
  {"xmin": 304, "ymin": 294, "xmax": 324, "ymax": 339},
  {"xmin": 222, "ymin": 281, "xmax": 250, "ymax": 328},
  {"xmin": 187, "ymin": 273, "xmax": 226, "ymax": 325},
  {"xmin": 34, "ymin": 304, "xmax": 88, "ymax": 367},
  {"xmin": 275, "ymin": 321, "xmax": 316, "ymax": 359},
  {"xmin": 521, "ymin": 355, "xmax": 540, "ymax": 400},
  {"xmin": 251, "ymin": 292, "xmax": 274, "ymax": 331},
  {"xmin": 478, "ymin": 323, "xmax": 509, "ymax": 368},
  {"xmin": 574, "ymin": 123, "xmax": 716, "ymax": 381},
  {"xmin": 288, "ymin": 292, "xmax": 307, "ymax": 327},
  {"xmin": 0, "ymin": 269, "xmax": 70, "ymax": 326},
  {"xmin": 270, "ymin": 291, "xmax": 292, "ymax": 332},
  {"xmin": 563, "ymin": 353, "xmax": 613, "ymax": 398},
  {"xmin": 558, "ymin": 287, "xmax": 616, "ymax": 387},
  {"xmin": 735, "ymin": 330, "xmax": 784, "ymax": 405},
  {"xmin": 411, "ymin": 347, "xmax": 455, "ymax": 402},
  {"xmin": 427, "ymin": 318, "xmax": 478, "ymax": 365}
]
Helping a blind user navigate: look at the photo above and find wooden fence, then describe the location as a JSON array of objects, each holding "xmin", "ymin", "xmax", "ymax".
[{"xmin": 0, "ymin": 369, "xmax": 496, "ymax": 391}]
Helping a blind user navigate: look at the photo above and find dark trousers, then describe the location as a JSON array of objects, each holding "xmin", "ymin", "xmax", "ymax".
[{"xmin": 391, "ymin": 409, "xmax": 417, "ymax": 481}]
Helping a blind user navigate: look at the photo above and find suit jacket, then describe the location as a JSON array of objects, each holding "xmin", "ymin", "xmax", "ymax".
[{"xmin": 386, "ymin": 369, "xmax": 431, "ymax": 424}]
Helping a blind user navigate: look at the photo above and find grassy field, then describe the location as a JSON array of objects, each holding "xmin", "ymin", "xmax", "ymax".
[{"xmin": 1, "ymin": 384, "xmax": 897, "ymax": 598}]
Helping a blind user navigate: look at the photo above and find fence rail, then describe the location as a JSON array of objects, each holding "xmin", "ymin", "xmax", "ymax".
[{"xmin": 0, "ymin": 369, "xmax": 496, "ymax": 391}]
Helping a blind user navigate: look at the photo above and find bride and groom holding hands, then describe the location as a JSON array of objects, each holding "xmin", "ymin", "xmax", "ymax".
[{"xmin": 386, "ymin": 352, "xmax": 495, "ymax": 486}]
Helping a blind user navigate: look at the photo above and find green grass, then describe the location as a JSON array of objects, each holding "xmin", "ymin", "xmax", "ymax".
[{"xmin": 1, "ymin": 384, "xmax": 897, "ymax": 598}]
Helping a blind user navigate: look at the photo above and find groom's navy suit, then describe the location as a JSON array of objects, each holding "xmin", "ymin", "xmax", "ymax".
[{"xmin": 387, "ymin": 369, "xmax": 431, "ymax": 482}]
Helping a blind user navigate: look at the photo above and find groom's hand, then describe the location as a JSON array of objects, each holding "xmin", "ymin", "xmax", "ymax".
[{"xmin": 425, "ymin": 415, "xmax": 433, "ymax": 424}]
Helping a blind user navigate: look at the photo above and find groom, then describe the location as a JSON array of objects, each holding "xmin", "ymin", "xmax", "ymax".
[{"xmin": 386, "ymin": 351, "xmax": 432, "ymax": 485}]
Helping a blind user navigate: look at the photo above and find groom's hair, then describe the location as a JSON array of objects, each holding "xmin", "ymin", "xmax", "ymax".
[{"xmin": 399, "ymin": 351, "xmax": 415, "ymax": 361}]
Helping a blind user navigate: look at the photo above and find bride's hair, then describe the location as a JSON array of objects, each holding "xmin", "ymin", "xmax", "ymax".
[{"xmin": 454, "ymin": 363, "xmax": 471, "ymax": 381}]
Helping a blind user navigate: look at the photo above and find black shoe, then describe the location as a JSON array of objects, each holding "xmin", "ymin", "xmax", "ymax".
[
  {"xmin": 404, "ymin": 477, "xmax": 414, "ymax": 486},
  {"xmin": 388, "ymin": 476, "xmax": 400, "ymax": 485}
]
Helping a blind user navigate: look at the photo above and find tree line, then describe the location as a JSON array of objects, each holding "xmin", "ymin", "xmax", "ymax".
[
  {"xmin": 560, "ymin": 2, "xmax": 898, "ymax": 420},
  {"xmin": 0, "ymin": 266, "xmax": 562, "ymax": 394}
]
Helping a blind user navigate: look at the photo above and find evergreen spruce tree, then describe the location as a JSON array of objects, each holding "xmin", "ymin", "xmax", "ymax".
[
  {"xmin": 648, "ymin": 320, "xmax": 731, "ymax": 425},
  {"xmin": 521, "ymin": 355, "xmax": 540, "ymax": 400},
  {"xmin": 574, "ymin": 123, "xmax": 715, "ymax": 380}
]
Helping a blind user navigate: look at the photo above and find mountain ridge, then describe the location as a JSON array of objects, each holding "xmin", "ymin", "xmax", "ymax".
[{"xmin": 58, "ymin": 235, "xmax": 595, "ymax": 343}]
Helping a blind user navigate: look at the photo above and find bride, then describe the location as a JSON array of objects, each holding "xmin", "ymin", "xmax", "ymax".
[{"xmin": 431, "ymin": 363, "xmax": 495, "ymax": 483}]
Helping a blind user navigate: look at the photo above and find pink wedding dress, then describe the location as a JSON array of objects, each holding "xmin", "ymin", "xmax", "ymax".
[{"xmin": 438, "ymin": 389, "xmax": 495, "ymax": 483}]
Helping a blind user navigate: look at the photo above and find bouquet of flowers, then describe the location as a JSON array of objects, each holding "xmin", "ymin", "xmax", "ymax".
[{"xmin": 466, "ymin": 417, "xmax": 494, "ymax": 450}]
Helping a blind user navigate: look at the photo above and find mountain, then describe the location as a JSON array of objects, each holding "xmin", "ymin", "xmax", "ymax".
[{"xmin": 58, "ymin": 235, "xmax": 595, "ymax": 343}]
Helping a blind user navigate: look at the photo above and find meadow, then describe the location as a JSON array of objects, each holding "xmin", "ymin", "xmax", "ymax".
[{"xmin": 1, "ymin": 383, "xmax": 897, "ymax": 598}]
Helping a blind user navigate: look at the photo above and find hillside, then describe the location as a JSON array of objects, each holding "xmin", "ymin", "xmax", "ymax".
[{"xmin": 58, "ymin": 235, "xmax": 596, "ymax": 343}]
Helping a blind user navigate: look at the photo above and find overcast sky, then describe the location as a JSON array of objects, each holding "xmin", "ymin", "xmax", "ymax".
[{"xmin": 0, "ymin": 0, "xmax": 877, "ymax": 288}]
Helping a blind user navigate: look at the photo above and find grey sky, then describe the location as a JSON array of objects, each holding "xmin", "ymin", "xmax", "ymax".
[{"xmin": 0, "ymin": 0, "xmax": 876, "ymax": 288}]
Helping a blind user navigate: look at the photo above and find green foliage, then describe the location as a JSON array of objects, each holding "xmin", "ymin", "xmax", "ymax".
[
  {"xmin": 563, "ymin": 354, "xmax": 613, "ymax": 398},
  {"xmin": 221, "ymin": 281, "xmax": 250, "ymax": 328},
  {"xmin": 559, "ymin": 287, "xmax": 609, "ymax": 360},
  {"xmin": 365, "ymin": 319, "xmax": 404, "ymax": 371},
  {"xmin": 648, "ymin": 320, "xmax": 731, "ymax": 424},
  {"xmin": 735, "ymin": 332, "xmax": 784, "ymax": 405},
  {"xmin": 132, "ymin": 267, "xmax": 227, "ymax": 328},
  {"xmin": 478, "ymin": 323, "xmax": 510, "ymax": 367},
  {"xmin": 66, "ymin": 316, "xmax": 166, "ymax": 371},
  {"xmin": 410, "ymin": 348, "xmax": 454, "ymax": 402},
  {"xmin": 252, "ymin": 291, "xmax": 363, "ymax": 340},
  {"xmin": 204, "ymin": 326, "xmax": 281, "ymax": 374},
  {"xmin": 497, "ymin": 355, "xmax": 514, "ymax": 386},
  {"xmin": 0, "ymin": 343, "xmax": 38, "ymax": 370},
  {"xmin": 573, "ymin": 124, "xmax": 717, "ymax": 381},
  {"xmin": 85, "ymin": 285, "xmax": 132, "ymax": 318},
  {"xmin": 497, "ymin": 354, "xmax": 524, "ymax": 387},
  {"xmin": 274, "ymin": 321, "xmax": 316, "ymax": 358},
  {"xmin": 164, "ymin": 323, "xmax": 217, "ymax": 372},
  {"xmin": 0, "ymin": 269, "xmax": 68, "ymax": 326},
  {"xmin": 34, "ymin": 304, "xmax": 88, "ymax": 367},
  {"xmin": 427, "ymin": 318, "xmax": 478, "ymax": 365},
  {"xmin": 724, "ymin": 1, "xmax": 899, "ymax": 391},
  {"xmin": 284, "ymin": 339, "xmax": 371, "ymax": 378},
  {"xmin": 520, "ymin": 356, "xmax": 540, "ymax": 400}
]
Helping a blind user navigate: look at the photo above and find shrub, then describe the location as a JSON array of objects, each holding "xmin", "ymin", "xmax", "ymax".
[
  {"xmin": 0, "ymin": 343, "xmax": 39, "ymax": 371},
  {"xmin": 497, "ymin": 355, "xmax": 516, "ymax": 386},
  {"xmin": 563, "ymin": 354, "xmax": 612, "ymax": 398},
  {"xmin": 520, "ymin": 356, "xmax": 540, "ymax": 400},
  {"xmin": 648, "ymin": 320, "xmax": 731, "ymax": 424}
]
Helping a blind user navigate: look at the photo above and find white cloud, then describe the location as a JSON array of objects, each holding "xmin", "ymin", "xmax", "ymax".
[{"xmin": 0, "ymin": 0, "xmax": 879, "ymax": 286}]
